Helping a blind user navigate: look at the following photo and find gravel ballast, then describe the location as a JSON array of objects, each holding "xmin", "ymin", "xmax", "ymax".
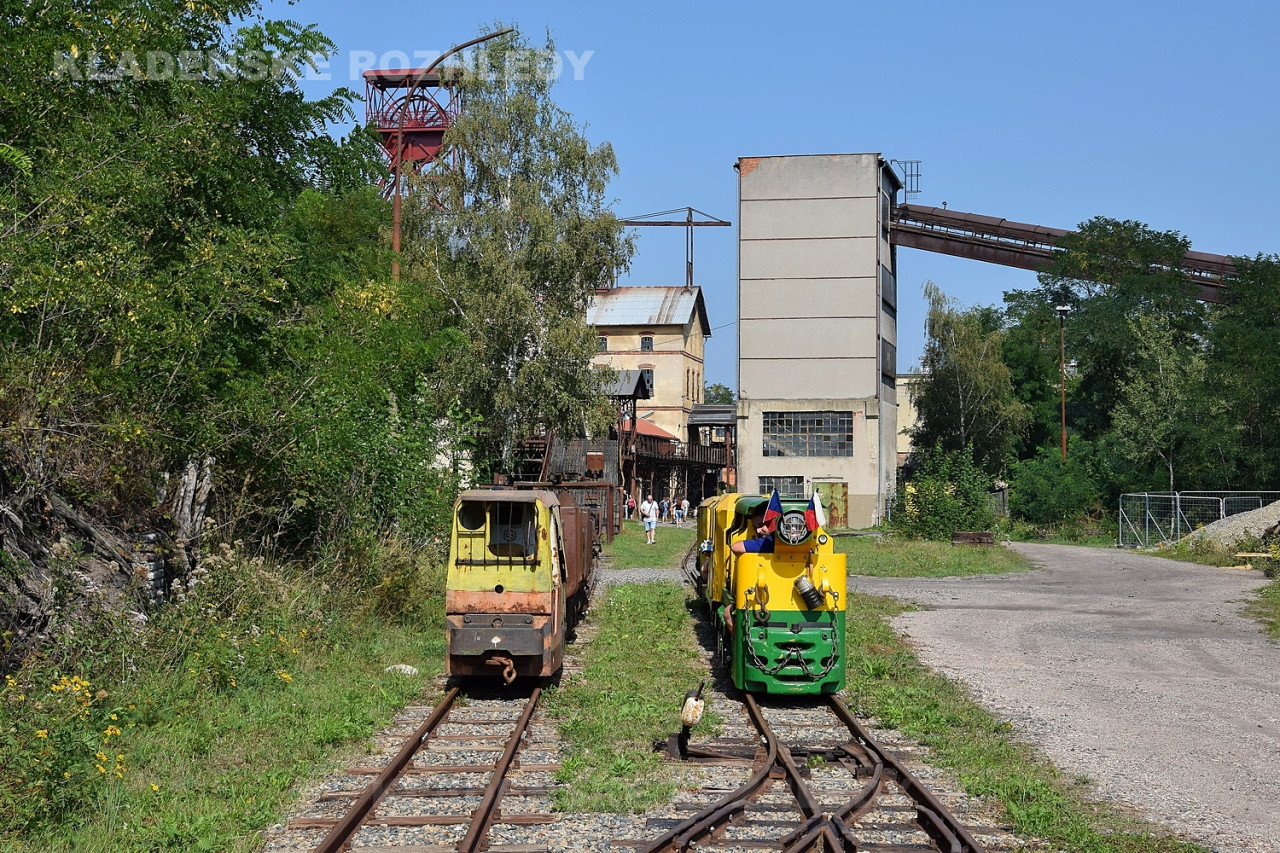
[{"xmin": 850, "ymin": 543, "xmax": 1279, "ymax": 853}]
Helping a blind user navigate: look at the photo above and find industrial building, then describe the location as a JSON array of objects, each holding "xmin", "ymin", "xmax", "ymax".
[{"xmin": 736, "ymin": 153, "xmax": 901, "ymax": 528}]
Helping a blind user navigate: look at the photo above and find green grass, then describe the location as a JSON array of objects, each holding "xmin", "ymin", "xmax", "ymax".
[
  {"xmin": 846, "ymin": 591, "xmax": 1205, "ymax": 852},
  {"xmin": 544, "ymin": 582, "xmax": 717, "ymax": 812},
  {"xmin": 836, "ymin": 534, "xmax": 1032, "ymax": 577},
  {"xmin": 1002, "ymin": 516, "xmax": 1117, "ymax": 547},
  {"xmin": 1244, "ymin": 579, "xmax": 1280, "ymax": 639},
  {"xmin": 603, "ymin": 519, "xmax": 696, "ymax": 570},
  {"xmin": 1, "ymin": 544, "xmax": 446, "ymax": 852}
]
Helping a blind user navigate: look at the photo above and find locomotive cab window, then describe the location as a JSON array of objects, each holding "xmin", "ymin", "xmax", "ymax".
[
  {"xmin": 458, "ymin": 501, "xmax": 487, "ymax": 531},
  {"xmin": 488, "ymin": 502, "xmax": 537, "ymax": 558}
]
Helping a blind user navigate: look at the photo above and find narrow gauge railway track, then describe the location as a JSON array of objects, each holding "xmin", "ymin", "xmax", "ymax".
[
  {"xmin": 628, "ymin": 693, "xmax": 985, "ymax": 853},
  {"xmin": 297, "ymin": 683, "xmax": 559, "ymax": 853}
]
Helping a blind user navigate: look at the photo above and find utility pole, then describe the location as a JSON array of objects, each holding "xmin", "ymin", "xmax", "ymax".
[{"xmin": 1056, "ymin": 305, "xmax": 1071, "ymax": 462}]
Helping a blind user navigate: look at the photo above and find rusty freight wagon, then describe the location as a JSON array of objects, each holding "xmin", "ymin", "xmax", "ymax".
[{"xmin": 445, "ymin": 489, "xmax": 596, "ymax": 683}]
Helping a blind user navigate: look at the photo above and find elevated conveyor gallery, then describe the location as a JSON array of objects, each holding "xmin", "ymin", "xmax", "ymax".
[{"xmin": 889, "ymin": 204, "xmax": 1237, "ymax": 304}]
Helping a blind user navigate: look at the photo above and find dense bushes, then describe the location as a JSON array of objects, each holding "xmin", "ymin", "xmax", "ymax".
[
  {"xmin": 890, "ymin": 445, "xmax": 995, "ymax": 540},
  {"xmin": 0, "ymin": 540, "xmax": 444, "ymax": 847},
  {"xmin": 1007, "ymin": 443, "xmax": 1103, "ymax": 525}
]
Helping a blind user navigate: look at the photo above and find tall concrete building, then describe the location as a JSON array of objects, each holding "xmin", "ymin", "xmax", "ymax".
[{"xmin": 736, "ymin": 153, "xmax": 901, "ymax": 527}]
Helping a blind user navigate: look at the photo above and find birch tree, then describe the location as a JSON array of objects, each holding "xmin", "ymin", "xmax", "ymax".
[
  {"xmin": 909, "ymin": 282, "xmax": 1027, "ymax": 473},
  {"xmin": 402, "ymin": 28, "xmax": 632, "ymax": 475}
]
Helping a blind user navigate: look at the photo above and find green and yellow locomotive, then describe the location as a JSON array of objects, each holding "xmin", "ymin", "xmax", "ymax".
[{"xmin": 694, "ymin": 492, "xmax": 846, "ymax": 695}]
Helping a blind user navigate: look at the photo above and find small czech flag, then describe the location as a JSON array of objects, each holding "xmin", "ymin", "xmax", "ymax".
[
  {"xmin": 804, "ymin": 491, "xmax": 827, "ymax": 533},
  {"xmin": 762, "ymin": 489, "xmax": 783, "ymax": 533}
]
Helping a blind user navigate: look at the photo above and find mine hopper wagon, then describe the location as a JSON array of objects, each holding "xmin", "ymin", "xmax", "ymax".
[
  {"xmin": 694, "ymin": 492, "xmax": 846, "ymax": 695},
  {"xmin": 446, "ymin": 488, "xmax": 598, "ymax": 683}
]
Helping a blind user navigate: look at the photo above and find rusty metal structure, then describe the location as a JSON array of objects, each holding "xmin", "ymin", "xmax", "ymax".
[
  {"xmin": 363, "ymin": 67, "xmax": 461, "ymax": 196},
  {"xmin": 513, "ymin": 370, "xmax": 731, "ymax": 517},
  {"xmin": 890, "ymin": 203, "xmax": 1238, "ymax": 303},
  {"xmin": 619, "ymin": 207, "xmax": 733, "ymax": 291}
]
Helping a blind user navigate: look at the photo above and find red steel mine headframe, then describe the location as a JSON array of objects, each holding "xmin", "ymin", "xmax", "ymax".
[{"xmin": 363, "ymin": 68, "xmax": 460, "ymax": 197}]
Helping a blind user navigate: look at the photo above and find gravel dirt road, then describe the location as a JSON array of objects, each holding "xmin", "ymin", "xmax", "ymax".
[{"xmin": 849, "ymin": 543, "xmax": 1279, "ymax": 852}]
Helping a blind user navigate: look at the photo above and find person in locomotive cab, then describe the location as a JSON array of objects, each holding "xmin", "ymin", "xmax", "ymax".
[{"xmin": 730, "ymin": 507, "xmax": 774, "ymax": 554}]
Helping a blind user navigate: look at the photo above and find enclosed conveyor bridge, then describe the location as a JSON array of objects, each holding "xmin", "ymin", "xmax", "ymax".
[{"xmin": 890, "ymin": 204, "xmax": 1237, "ymax": 304}]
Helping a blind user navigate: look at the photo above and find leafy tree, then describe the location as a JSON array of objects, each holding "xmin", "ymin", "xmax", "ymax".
[
  {"xmin": 403, "ymin": 28, "xmax": 632, "ymax": 474},
  {"xmin": 0, "ymin": 0, "xmax": 372, "ymax": 515},
  {"xmin": 910, "ymin": 282, "xmax": 1027, "ymax": 473},
  {"xmin": 1014, "ymin": 217, "xmax": 1204, "ymax": 440},
  {"xmin": 0, "ymin": 143, "xmax": 31, "ymax": 209},
  {"xmin": 1109, "ymin": 314, "xmax": 1206, "ymax": 492},
  {"xmin": 1204, "ymin": 254, "xmax": 1280, "ymax": 489},
  {"xmin": 1000, "ymin": 292, "xmax": 1075, "ymax": 456},
  {"xmin": 891, "ymin": 445, "xmax": 995, "ymax": 540},
  {"xmin": 703, "ymin": 382, "xmax": 735, "ymax": 404},
  {"xmin": 1008, "ymin": 442, "xmax": 1103, "ymax": 525}
]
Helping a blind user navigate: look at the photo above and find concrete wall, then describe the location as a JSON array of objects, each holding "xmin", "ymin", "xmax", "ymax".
[{"xmin": 736, "ymin": 153, "xmax": 899, "ymax": 527}]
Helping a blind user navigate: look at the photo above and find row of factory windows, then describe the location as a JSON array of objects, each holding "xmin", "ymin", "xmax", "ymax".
[{"xmin": 762, "ymin": 410, "xmax": 854, "ymax": 458}]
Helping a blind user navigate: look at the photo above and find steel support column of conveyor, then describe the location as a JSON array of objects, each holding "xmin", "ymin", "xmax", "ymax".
[{"xmin": 890, "ymin": 203, "xmax": 1235, "ymax": 304}]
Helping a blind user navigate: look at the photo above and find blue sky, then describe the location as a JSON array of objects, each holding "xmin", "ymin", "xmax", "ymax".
[{"xmin": 289, "ymin": 0, "xmax": 1280, "ymax": 387}]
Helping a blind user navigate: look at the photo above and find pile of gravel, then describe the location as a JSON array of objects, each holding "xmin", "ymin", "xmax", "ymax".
[{"xmin": 1181, "ymin": 498, "xmax": 1280, "ymax": 548}]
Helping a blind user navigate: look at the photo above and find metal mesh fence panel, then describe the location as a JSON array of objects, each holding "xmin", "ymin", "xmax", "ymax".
[{"xmin": 1118, "ymin": 491, "xmax": 1280, "ymax": 548}]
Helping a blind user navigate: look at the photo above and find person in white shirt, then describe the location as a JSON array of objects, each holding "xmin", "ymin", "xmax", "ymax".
[
  {"xmin": 679, "ymin": 497, "xmax": 690, "ymax": 526},
  {"xmin": 639, "ymin": 493, "xmax": 658, "ymax": 544}
]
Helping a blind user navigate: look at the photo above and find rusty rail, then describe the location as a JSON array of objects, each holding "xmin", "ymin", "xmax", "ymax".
[
  {"xmin": 826, "ymin": 694, "xmax": 986, "ymax": 853},
  {"xmin": 458, "ymin": 683, "xmax": 544, "ymax": 853},
  {"xmin": 644, "ymin": 693, "xmax": 984, "ymax": 853},
  {"xmin": 311, "ymin": 685, "xmax": 545, "ymax": 853},
  {"xmin": 637, "ymin": 694, "xmax": 779, "ymax": 853},
  {"xmin": 312, "ymin": 687, "xmax": 460, "ymax": 853}
]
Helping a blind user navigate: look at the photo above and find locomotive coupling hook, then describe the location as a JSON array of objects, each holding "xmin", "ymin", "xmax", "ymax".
[{"xmin": 487, "ymin": 654, "xmax": 517, "ymax": 685}]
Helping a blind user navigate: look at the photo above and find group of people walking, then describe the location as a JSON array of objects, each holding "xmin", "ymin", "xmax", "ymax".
[{"xmin": 624, "ymin": 492, "xmax": 691, "ymax": 545}]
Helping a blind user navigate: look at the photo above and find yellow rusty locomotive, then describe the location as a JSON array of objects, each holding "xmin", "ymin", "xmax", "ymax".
[
  {"xmin": 445, "ymin": 488, "xmax": 595, "ymax": 683},
  {"xmin": 694, "ymin": 492, "xmax": 846, "ymax": 695}
]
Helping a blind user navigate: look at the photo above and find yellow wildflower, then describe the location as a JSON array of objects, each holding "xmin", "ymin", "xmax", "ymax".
[
  {"xmin": 275, "ymin": 670, "xmax": 293, "ymax": 684},
  {"xmin": 96, "ymin": 752, "xmax": 108, "ymax": 761},
  {"xmin": 36, "ymin": 730, "xmax": 48, "ymax": 738},
  {"xmin": 96, "ymin": 764, "xmax": 106, "ymax": 774},
  {"xmin": 110, "ymin": 714, "xmax": 118, "ymax": 720},
  {"xmin": 150, "ymin": 783, "xmax": 159, "ymax": 792},
  {"xmin": 105, "ymin": 725, "xmax": 122, "ymax": 737}
]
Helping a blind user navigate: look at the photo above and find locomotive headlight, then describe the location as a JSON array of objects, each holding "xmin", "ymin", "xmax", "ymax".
[{"xmin": 777, "ymin": 511, "xmax": 810, "ymax": 545}]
